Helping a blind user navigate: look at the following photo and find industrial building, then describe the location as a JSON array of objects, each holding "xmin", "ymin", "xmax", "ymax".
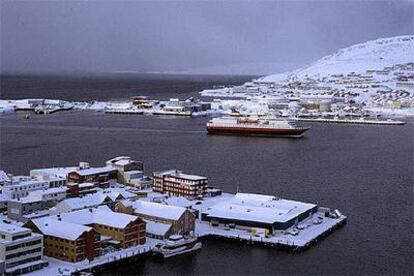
[{"xmin": 201, "ymin": 193, "xmax": 318, "ymax": 234}]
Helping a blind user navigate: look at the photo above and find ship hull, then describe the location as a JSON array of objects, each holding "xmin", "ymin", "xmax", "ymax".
[{"xmin": 206, "ymin": 125, "xmax": 310, "ymax": 138}]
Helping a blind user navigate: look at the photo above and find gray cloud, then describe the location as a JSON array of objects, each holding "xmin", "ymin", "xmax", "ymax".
[{"xmin": 1, "ymin": 0, "xmax": 413, "ymax": 75}]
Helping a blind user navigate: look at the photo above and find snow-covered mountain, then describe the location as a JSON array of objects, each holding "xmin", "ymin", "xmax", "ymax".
[{"xmin": 261, "ymin": 35, "xmax": 414, "ymax": 82}]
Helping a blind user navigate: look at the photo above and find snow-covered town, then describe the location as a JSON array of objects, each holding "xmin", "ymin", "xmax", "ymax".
[
  {"xmin": 0, "ymin": 156, "xmax": 346, "ymax": 275},
  {"xmin": 1, "ymin": 36, "xmax": 413, "ymax": 124}
]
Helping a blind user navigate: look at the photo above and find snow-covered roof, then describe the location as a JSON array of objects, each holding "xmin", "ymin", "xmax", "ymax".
[
  {"xmin": 164, "ymin": 196, "xmax": 193, "ymax": 208},
  {"xmin": 121, "ymin": 200, "xmax": 186, "ymax": 221},
  {"xmin": 143, "ymin": 219, "xmax": 171, "ymax": 236},
  {"xmin": 203, "ymin": 193, "xmax": 316, "ymax": 224},
  {"xmin": 106, "ymin": 156, "xmax": 132, "ymax": 165},
  {"xmin": 72, "ymin": 166, "xmax": 116, "ymax": 176},
  {"xmin": 30, "ymin": 166, "xmax": 78, "ymax": 178},
  {"xmin": 30, "ymin": 187, "xmax": 67, "ymax": 195},
  {"xmin": 51, "ymin": 208, "xmax": 140, "ymax": 229},
  {"xmin": 59, "ymin": 193, "xmax": 110, "ymax": 210},
  {"xmin": 100, "ymin": 187, "xmax": 136, "ymax": 200},
  {"xmin": 0, "ymin": 170, "xmax": 9, "ymax": 182},
  {"xmin": 0, "ymin": 222, "xmax": 31, "ymax": 235},
  {"xmin": 154, "ymin": 169, "xmax": 207, "ymax": 181},
  {"xmin": 31, "ymin": 217, "xmax": 92, "ymax": 240}
]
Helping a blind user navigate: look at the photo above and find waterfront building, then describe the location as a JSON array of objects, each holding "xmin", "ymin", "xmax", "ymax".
[
  {"xmin": 50, "ymin": 208, "xmax": 146, "ymax": 249},
  {"xmin": 26, "ymin": 218, "xmax": 100, "ymax": 263},
  {"xmin": 200, "ymin": 193, "xmax": 318, "ymax": 234},
  {"xmin": 116, "ymin": 200, "xmax": 195, "ymax": 236},
  {"xmin": 67, "ymin": 163, "xmax": 117, "ymax": 184},
  {"xmin": 0, "ymin": 223, "xmax": 47, "ymax": 275},
  {"xmin": 153, "ymin": 170, "xmax": 208, "ymax": 199}
]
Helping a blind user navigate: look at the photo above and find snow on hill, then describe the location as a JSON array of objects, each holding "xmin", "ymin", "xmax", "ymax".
[{"xmin": 260, "ymin": 35, "xmax": 414, "ymax": 82}]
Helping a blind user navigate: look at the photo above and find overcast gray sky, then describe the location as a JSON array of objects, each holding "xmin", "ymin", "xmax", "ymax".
[{"xmin": 1, "ymin": 0, "xmax": 413, "ymax": 75}]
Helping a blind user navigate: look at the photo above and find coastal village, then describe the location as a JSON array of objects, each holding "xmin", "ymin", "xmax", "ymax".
[
  {"xmin": 0, "ymin": 156, "xmax": 346, "ymax": 275},
  {"xmin": 1, "ymin": 62, "xmax": 413, "ymax": 124}
]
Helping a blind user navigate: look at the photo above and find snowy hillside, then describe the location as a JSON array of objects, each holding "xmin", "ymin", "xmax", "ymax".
[{"xmin": 261, "ymin": 35, "xmax": 414, "ymax": 82}]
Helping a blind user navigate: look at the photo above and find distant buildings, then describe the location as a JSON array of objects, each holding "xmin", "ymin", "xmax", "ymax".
[
  {"xmin": 0, "ymin": 223, "xmax": 47, "ymax": 275},
  {"xmin": 153, "ymin": 170, "xmax": 208, "ymax": 199}
]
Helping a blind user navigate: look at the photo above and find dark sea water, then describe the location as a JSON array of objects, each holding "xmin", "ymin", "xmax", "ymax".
[{"xmin": 0, "ymin": 75, "xmax": 413, "ymax": 275}]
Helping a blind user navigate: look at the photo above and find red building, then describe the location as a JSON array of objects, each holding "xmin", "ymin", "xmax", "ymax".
[{"xmin": 152, "ymin": 170, "xmax": 208, "ymax": 199}]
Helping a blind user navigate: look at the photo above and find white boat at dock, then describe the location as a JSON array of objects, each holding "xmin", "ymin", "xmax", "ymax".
[
  {"xmin": 152, "ymin": 106, "xmax": 192, "ymax": 116},
  {"xmin": 105, "ymin": 108, "xmax": 144, "ymax": 115},
  {"xmin": 153, "ymin": 235, "xmax": 202, "ymax": 258}
]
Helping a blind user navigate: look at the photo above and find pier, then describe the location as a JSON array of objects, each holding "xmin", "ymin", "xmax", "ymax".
[
  {"xmin": 104, "ymin": 109, "xmax": 144, "ymax": 115},
  {"xmin": 296, "ymin": 117, "xmax": 406, "ymax": 125}
]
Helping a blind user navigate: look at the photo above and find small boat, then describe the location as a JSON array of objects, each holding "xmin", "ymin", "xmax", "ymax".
[
  {"xmin": 153, "ymin": 235, "xmax": 202, "ymax": 258},
  {"xmin": 152, "ymin": 106, "xmax": 192, "ymax": 116}
]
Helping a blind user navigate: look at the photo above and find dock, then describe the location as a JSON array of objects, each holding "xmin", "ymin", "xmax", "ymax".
[
  {"xmin": 195, "ymin": 210, "xmax": 347, "ymax": 252},
  {"xmin": 296, "ymin": 117, "xmax": 406, "ymax": 125},
  {"xmin": 30, "ymin": 240, "xmax": 158, "ymax": 276},
  {"xmin": 105, "ymin": 109, "xmax": 144, "ymax": 115}
]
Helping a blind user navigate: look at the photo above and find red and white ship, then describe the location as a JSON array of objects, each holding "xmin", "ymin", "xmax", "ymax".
[{"xmin": 206, "ymin": 116, "xmax": 310, "ymax": 138}]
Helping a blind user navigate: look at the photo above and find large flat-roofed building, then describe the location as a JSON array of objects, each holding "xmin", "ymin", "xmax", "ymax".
[
  {"xmin": 153, "ymin": 170, "xmax": 208, "ymax": 199},
  {"xmin": 0, "ymin": 223, "xmax": 47, "ymax": 275},
  {"xmin": 50, "ymin": 208, "xmax": 146, "ymax": 249},
  {"xmin": 116, "ymin": 200, "xmax": 195, "ymax": 236},
  {"xmin": 26, "ymin": 218, "xmax": 100, "ymax": 263},
  {"xmin": 201, "ymin": 193, "xmax": 318, "ymax": 234}
]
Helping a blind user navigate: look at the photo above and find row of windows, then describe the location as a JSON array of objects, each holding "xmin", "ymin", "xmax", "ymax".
[
  {"xmin": 12, "ymin": 233, "xmax": 31, "ymax": 241},
  {"xmin": 7, "ymin": 183, "xmax": 48, "ymax": 191},
  {"xmin": 6, "ymin": 256, "xmax": 42, "ymax": 269},
  {"xmin": 99, "ymin": 224, "xmax": 122, "ymax": 232},
  {"xmin": 6, "ymin": 247, "xmax": 41, "ymax": 260},
  {"xmin": 46, "ymin": 236, "xmax": 76, "ymax": 244},
  {"xmin": 47, "ymin": 251, "xmax": 80, "ymax": 262},
  {"xmin": 6, "ymin": 239, "xmax": 42, "ymax": 251}
]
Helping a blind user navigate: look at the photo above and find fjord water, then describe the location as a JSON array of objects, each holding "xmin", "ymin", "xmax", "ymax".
[{"xmin": 0, "ymin": 75, "xmax": 413, "ymax": 275}]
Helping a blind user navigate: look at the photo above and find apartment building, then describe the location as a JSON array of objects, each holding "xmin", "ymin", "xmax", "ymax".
[
  {"xmin": 51, "ymin": 208, "xmax": 146, "ymax": 249},
  {"xmin": 153, "ymin": 170, "xmax": 208, "ymax": 199},
  {"xmin": 26, "ymin": 218, "xmax": 100, "ymax": 263},
  {"xmin": 0, "ymin": 223, "xmax": 47, "ymax": 275}
]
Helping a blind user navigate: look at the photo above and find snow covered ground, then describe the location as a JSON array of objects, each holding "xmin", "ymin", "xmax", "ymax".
[{"xmin": 200, "ymin": 35, "xmax": 414, "ymax": 119}]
